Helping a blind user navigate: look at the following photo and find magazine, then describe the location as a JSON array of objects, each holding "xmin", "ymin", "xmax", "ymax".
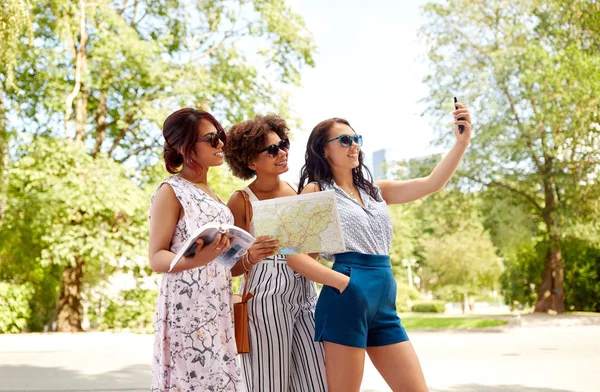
[{"xmin": 168, "ymin": 223, "xmax": 255, "ymax": 272}]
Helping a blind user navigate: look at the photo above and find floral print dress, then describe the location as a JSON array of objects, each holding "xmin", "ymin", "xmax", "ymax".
[{"xmin": 150, "ymin": 176, "xmax": 243, "ymax": 392}]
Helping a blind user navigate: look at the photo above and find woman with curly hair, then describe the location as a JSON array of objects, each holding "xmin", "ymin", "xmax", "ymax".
[{"xmin": 224, "ymin": 114, "xmax": 327, "ymax": 392}]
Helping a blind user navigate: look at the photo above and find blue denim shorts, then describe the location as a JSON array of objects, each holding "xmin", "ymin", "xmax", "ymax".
[{"xmin": 314, "ymin": 252, "xmax": 409, "ymax": 348}]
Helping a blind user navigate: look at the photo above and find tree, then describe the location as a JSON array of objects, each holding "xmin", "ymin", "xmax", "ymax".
[
  {"xmin": 0, "ymin": 137, "xmax": 148, "ymax": 331},
  {"xmin": 0, "ymin": 0, "xmax": 33, "ymax": 227},
  {"xmin": 3, "ymin": 0, "xmax": 315, "ymax": 330},
  {"xmin": 388, "ymin": 204, "xmax": 418, "ymax": 279},
  {"xmin": 9, "ymin": 0, "xmax": 315, "ymax": 160},
  {"xmin": 420, "ymin": 222, "xmax": 503, "ymax": 311},
  {"xmin": 405, "ymin": 187, "xmax": 502, "ymax": 308},
  {"xmin": 420, "ymin": 0, "xmax": 600, "ymax": 313}
]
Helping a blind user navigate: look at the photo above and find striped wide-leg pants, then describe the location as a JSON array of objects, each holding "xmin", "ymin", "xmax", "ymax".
[{"xmin": 239, "ymin": 257, "xmax": 327, "ymax": 392}]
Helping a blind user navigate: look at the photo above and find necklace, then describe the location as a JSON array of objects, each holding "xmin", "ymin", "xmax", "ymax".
[{"xmin": 339, "ymin": 185, "xmax": 359, "ymax": 199}]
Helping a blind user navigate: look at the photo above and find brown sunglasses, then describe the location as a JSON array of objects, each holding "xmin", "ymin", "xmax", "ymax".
[{"xmin": 197, "ymin": 130, "xmax": 226, "ymax": 148}]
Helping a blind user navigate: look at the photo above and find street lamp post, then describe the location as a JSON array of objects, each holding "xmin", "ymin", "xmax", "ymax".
[{"xmin": 402, "ymin": 258, "xmax": 417, "ymax": 289}]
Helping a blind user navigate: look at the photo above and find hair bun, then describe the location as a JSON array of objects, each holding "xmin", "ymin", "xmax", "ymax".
[{"xmin": 163, "ymin": 142, "xmax": 183, "ymax": 173}]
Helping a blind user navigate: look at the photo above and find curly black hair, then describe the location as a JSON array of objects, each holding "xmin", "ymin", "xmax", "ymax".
[{"xmin": 224, "ymin": 114, "xmax": 290, "ymax": 180}]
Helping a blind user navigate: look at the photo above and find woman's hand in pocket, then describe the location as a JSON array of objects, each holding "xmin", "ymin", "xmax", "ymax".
[{"xmin": 334, "ymin": 272, "xmax": 351, "ymax": 294}]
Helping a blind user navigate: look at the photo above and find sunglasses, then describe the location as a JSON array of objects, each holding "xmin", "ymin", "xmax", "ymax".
[
  {"xmin": 197, "ymin": 131, "xmax": 226, "ymax": 148},
  {"xmin": 327, "ymin": 134, "xmax": 363, "ymax": 148},
  {"xmin": 258, "ymin": 138, "xmax": 290, "ymax": 157}
]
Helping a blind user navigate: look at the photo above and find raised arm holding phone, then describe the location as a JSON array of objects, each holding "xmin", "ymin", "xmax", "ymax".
[{"xmin": 287, "ymin": 100, "xmax": 472, "ymax": 392}]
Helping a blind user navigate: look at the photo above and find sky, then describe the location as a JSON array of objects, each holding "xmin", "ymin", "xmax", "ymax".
[{"xmin": 280, "ymin": 0, "xmax": 449, "ymax": 182}]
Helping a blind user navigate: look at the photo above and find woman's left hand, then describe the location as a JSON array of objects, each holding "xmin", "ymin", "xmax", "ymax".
[
  {"xmin": 247, "ymin": 236, "xmax": 280, "ymax": 264},
  {"xmin": 453, "ymin": 103, "xmax": 472, "ymax": 144}
]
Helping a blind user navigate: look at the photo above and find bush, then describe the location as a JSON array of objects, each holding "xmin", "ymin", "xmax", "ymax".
[
  {"xmin": 0, "ymin": 282, "xmax": 34, "ymax": 333},
  {"xmin": 99, "ymin": 288, "xmax": 157, "ymax": 333},
  {"xmin": 412, "ymin": 300, "xmax": 446, "ymax": 313},
  {"xmin": 396, "ymin": 282, "xmax": 420, "ymax": 312},
  {"xmin": 562, "ymin": 237, "xmax": 600, "ymax": 312}
]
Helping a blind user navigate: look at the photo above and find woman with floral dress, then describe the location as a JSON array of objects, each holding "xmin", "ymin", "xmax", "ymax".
[{"xmin": 148, "ymin": 108, "xmax": 244, "ymax": 391}]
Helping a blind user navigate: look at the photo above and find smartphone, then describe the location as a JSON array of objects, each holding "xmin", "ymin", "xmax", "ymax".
[{"xmin": 454, "ymin": 96, "xmax": 465, "ymax": 134}]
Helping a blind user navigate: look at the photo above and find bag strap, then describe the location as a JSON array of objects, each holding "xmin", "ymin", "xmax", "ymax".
[
  {"xmin": 237, "ymin": 190, "xmax": 253, "ymax": 299},
  {"xmin": 239, "ymin": 190, "xmax": 253, "ymax": 227}
]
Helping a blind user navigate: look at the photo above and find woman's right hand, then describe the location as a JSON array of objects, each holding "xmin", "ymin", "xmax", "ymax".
[
  {"xmin": 335, "ymin": 273, "xmax": 351, "ymax": 294},
  {"xmin": 186, "ymin": 230, "xmax": 232, "ymax": 268},
  {"xmin": 247, "ymin": 235, "xmax": 280, "ymax": 264}
]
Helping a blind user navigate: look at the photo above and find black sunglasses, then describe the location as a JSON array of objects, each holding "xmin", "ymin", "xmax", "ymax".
[
  {"xmin": 326, "ymin": 134, "xmax": 363, "ymax": 148},
  {"xmin": 197, "ymin": 130, "xmax": 226, "ymax": 148},
  {"xmin": 258, "ymin": 138, "xmax": 290, "ymax": 157}
]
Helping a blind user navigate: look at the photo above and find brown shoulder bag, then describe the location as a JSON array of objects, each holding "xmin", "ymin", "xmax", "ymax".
[{"xmin": 233, "ymin": 190, "xmax": 253, "ymax": 354}]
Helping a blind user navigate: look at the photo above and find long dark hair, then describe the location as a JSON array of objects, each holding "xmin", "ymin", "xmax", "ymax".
[
  {"xmin": 162, "ymin": 108, "xmax": 225, "ymax": 174},
  {"xmin": 298, "ymin": 118, "xmax": 380, "ymax": 200}
]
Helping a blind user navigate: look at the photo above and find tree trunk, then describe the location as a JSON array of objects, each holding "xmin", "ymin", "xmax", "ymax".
[
  {"xmin": 74, "ymin": 83, "xmax": 88, "ymax": 144},
  {"xmin": 0, "ymin": 83, "xmax": 8, "ymax": 229},
  {"xmin": 56, "ymin": 257, "xmax": 85, "ymax": 332},
  {"xmin": 534, "ymin": 175, "xmax": 565, "ymax": 313},
  {"xmin": 64, "ymin": 0, "xmax": 88, "ymax": 138},
  {"xmin": 534, "ymin": 231, "xmax": 565, "ymax": 313},
  {"xmin": 92, "ymin": 86, "xmax": 108, "ymax": 156}
]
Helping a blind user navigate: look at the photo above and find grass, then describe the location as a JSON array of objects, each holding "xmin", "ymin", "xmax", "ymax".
[
  {"xmin": 564, "ymin": 311, "xmax": 600, "ymax": 316},
  {"xmin": 401, "ymin": 315, "xmax": 509, "ymax": 330}
]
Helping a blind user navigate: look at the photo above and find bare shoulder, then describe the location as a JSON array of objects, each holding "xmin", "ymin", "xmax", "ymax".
[
  {"xmin": 227, "ymin": 189, "xmax": 244, "ymax": 206},
  {"xmin": 300, "ymin": 182, "xmax": 321, "ymax": 194},
  {"xmin": 227, "ymin": 190, "xmax": 246, "ymax": 215},
  {"xmin": 149, "ymin": 182, "xmax": 181, "ymax": 231},
  {"xmin": 151, "ymin": 182, "xmax": 180, "ymax": 212}
]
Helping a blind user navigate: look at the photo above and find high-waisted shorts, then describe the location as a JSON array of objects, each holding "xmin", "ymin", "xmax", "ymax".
[{"xmin": 314, "ymin": 252, "xmax": 409, "ymax": 348}]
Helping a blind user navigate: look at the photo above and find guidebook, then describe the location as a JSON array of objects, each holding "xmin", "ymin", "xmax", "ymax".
[{"xmin": 168, "ymin": 223, "xmax": 255, "ymax": 272}]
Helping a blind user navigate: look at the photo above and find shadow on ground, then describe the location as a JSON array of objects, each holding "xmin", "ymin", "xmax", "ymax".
[
  {"xmin": 430, "ymin": 384, "xmax": 576, "ymax": 392},
  {"xmin": 0, "ymin": 364, "xmax": 149, "ymax": 391}
]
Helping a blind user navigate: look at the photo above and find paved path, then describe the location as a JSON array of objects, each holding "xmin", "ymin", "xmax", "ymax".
[{"xmin": 0, "ymin": 326, "xmax": 598, "ymax": 392}]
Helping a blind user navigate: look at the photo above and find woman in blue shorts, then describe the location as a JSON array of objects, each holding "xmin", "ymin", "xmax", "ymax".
[{"xmin": 287, "ymin": 103, "xmax": 472, "ymax": 392}]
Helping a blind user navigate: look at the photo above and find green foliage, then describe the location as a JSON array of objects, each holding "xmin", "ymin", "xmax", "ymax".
[
  {"xmin": 5, "ymin": 137, "xmax": 148, "ymax": 268},
  {"xmin": 7, "ymin": 0, "xmax": 316, "ymax": 163},
  {"xmin": 0, "ymin": 137, "xmax": 149, "ymax": 330},
  {"xmin": 141, "ymin": 160, "xmax": 247, "ymax": 201},
  {"xmin": 208, "ymin": 165, "xmax": 249, "ymax": 202},
  {"xmin": 0, "ymin": 282, "xmax": 34, "ymax": 333},
  {"xmin": 97, "ymin": 288, "xmax": 157, "ymax": 333},
  {"xmin": 1, "ymin": 0, "xmax": 315, "ymax": 330},
  {"xmin": 420, "ymin": 223, "xmax": 502, "ymax": 297},
  {"xmin": 499, "ymin": 248, "xmax": 541, "ymax": 311},
  {"xmin": 388, "ymin": 204, "xmax": 418, "ymax": 278},
  {"xmin": 0, "ymin": 0, "xmax": 33, "ymax": 87},
  {"xmin": 402, "ymin": 316, "xmax": 507, "ymax": 330},
  {"xmin": 420, "ymin": 0, "xmax": 600, "ymax": 312},
  {"xmin": 388, "ymin": 159, "xmax": 507, "ymax": 304},
  {"xmin": 480, "ymin": 188, "xmax": 542, "ymax": 258},
  {"xmin": 26, "ymin": 266, "xmax": 61, "ymax": 331},
  {"xmin": 396, "ymin": 282, "xmax": 421, "ymax": 312},
  {"xmin": 411, "ymin": 300, "xmax": 446, "ymax": 313},
  {"xmin": 407, "ymin": 188, "xmax": 503, "ymax": 300},
  {"xmin": 562, "ymin": 237, "xmax": 600, "ymax": 312}
]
